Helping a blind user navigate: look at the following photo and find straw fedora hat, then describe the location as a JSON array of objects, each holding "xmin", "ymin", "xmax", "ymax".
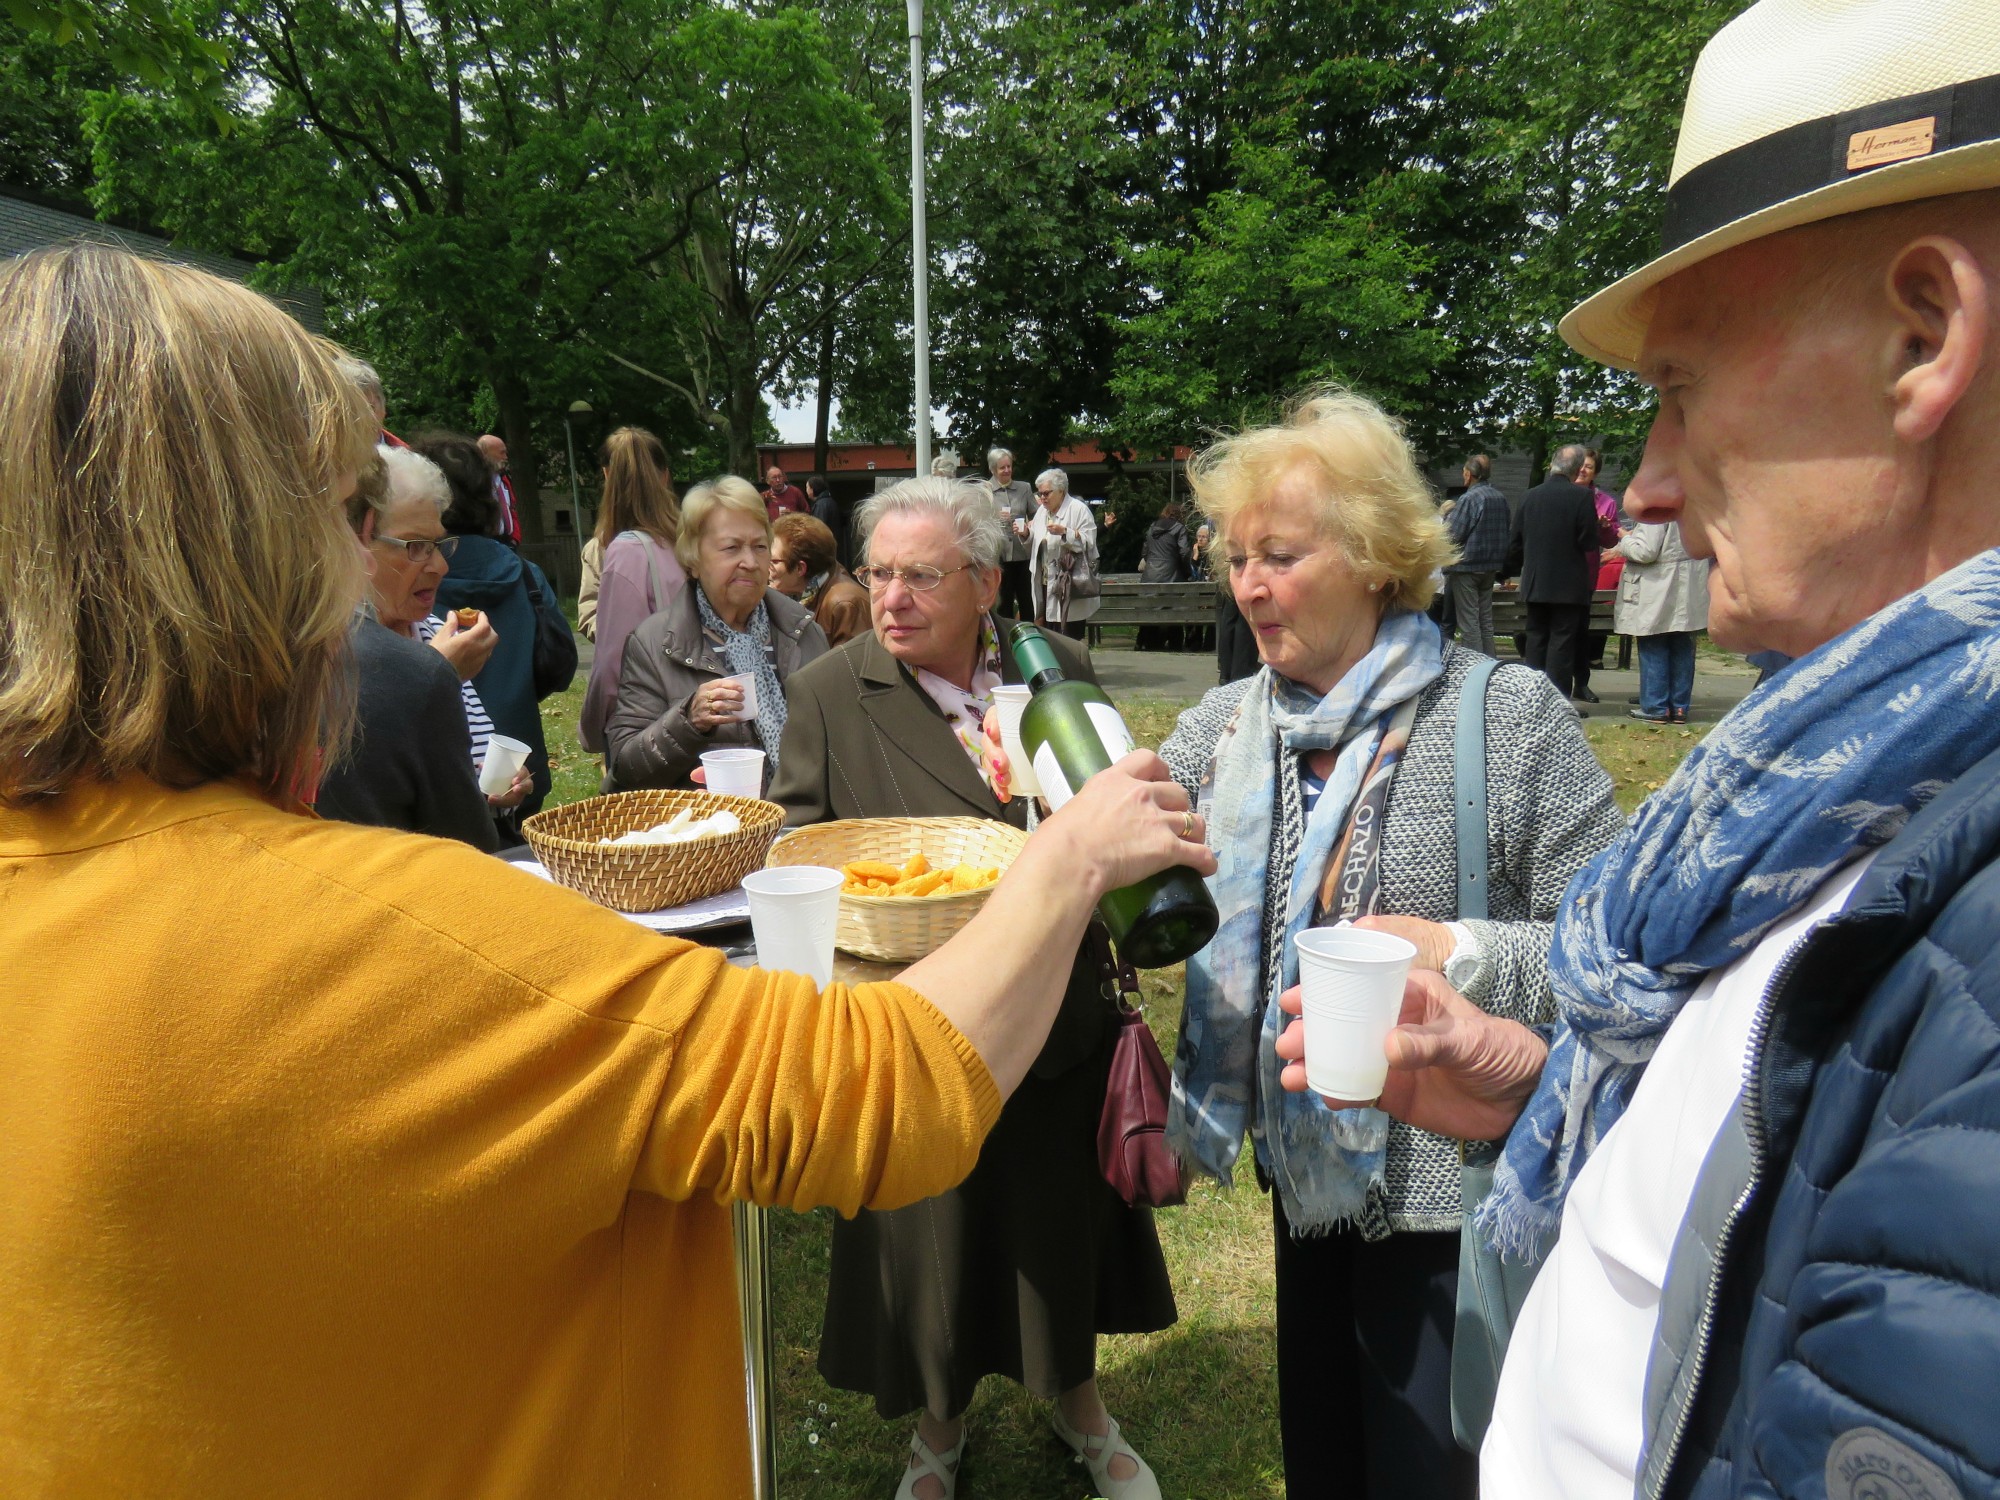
[{"xmin": 1562, "ymin": 0, "xmax": 2000, "ymax": 370}]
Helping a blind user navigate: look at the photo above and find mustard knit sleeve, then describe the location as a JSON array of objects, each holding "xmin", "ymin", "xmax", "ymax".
[{"xmin": 631, "ymin": 956, "xmax": 1003, "ymax": 1215}]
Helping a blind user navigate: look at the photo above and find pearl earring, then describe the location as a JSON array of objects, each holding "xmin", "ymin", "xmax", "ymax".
[{"xmin": 1368, "ymin": 582, "xmax": 1381, "ymax": 592}]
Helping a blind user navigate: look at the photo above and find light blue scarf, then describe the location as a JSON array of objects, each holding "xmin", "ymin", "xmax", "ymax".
[
  {"xmin": 1169, "ymin": 609, "xmax": 1444, "ymax": 1232},
  {"xmin": 1481, "ymin": 548, "xmax": 2000, "ymax": 1260},
  {"xmin": 694, "ymin": 585, "xmax": 788, "ymax": 766}
]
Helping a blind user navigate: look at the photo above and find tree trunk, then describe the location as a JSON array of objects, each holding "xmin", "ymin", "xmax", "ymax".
[
  {"xmin": 491, "ymin": 370, "xmax": 544, "ymax": 545},
  {"xmin": 726, "ymin": 373, "xmax": 761, "ymax": 481},
  {"xmin": 813, "ymin": 283, "xmax": 835, "ymax": 476},
  {"xmin": 1528, "ymin": 375, "xmax": 1559, "ymax": 481}
]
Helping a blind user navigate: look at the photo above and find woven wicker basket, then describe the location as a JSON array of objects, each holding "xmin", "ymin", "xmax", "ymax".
[
  {"xmin": 764, "ymin": 816, "xmax": 1029, "ymax": 963},
  {"xmin": 522, "ymin": 790, "xmax": 785, "ymax": 913}
]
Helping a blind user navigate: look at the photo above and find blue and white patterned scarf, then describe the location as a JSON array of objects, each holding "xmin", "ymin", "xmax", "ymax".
[
  {"xmin": 1169, "ymin": 608, "xmax": 1445, "ymax": 1233},
  {"xmin": 1480, "ymin": 548, "xmax": 2000, "ymax": 1260},
  {"xmin": 694, "ymin": 585, "xmax": 789, "ymax": 767}
]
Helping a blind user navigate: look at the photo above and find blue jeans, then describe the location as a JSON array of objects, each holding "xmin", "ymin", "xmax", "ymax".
[{"xmin": 1639, "ymin": 632, "xmax": 1696, "ymax": 716}]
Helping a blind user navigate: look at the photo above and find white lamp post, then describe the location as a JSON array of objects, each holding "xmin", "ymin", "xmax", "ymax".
[{"xmin": 907, "ymin": 0, "xmax": 930, "ymax": 475}]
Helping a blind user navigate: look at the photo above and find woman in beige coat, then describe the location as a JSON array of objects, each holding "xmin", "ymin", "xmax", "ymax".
[{"xmin": 1616, "ymin": 520, "xmax": 1709, "ymax": 724}]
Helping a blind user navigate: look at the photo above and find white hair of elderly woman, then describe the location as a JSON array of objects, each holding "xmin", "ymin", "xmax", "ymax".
[
  {"xmin": 856, "ymin": 476, "xmax": 1008, "ymax": 572},
  {"xmin": 1035, "ymin": 467, "xmax": 1070, "ymax": 496},
  {"xmin": 986, "ymin": 446, "xmax": 1012, "ymax": 471},
  {"xmin": 376, "ymin": 444, "xmax": 450, "ymax": 517},
  {"xmin": 930, "ymin": 449, "xmax": 960, "ymax": 477}
]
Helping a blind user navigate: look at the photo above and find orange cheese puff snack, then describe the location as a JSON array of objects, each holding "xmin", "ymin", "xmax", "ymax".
[
  {"xmin": 845, "ymin": 860, "xmax": 903, "ymax": 883},
  {"xmin": 891, "ymin": 869, "xmax": 950, "ymax": 898},
  {"xmin": 900, "ymin": 853, "xmax": 930, "ymax": 880}
]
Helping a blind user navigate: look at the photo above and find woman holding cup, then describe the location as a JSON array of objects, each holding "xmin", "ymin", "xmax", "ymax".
[
  {"xmin": 1155, "ymin": 389, "xmax": 1621, "ymax": 1499},
  {"xmin": 605, "ymin": 476, "xmax": 827, "ymax": 793},
  {"xmin": 346, "ymin": 443, "xmax": 532, "ymax": 824}
]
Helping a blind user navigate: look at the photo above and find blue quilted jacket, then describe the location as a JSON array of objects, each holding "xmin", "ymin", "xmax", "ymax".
[{"xmin": 1639, "ymin": 741, "xmax": 2000, "ymax": 1499}]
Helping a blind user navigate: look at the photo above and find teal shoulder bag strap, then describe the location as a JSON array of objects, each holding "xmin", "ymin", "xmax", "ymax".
[{"xmin": 1448, "ymin": 657, "xmax": 1547, "ymax": 1453}]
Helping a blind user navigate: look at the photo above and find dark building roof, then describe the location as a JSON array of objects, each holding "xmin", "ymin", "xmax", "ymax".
[{"xmin": 0, "ymin": 186, "xmax": 325, "ymax": 333}]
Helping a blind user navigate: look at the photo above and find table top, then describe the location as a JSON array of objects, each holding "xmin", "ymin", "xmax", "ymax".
[{"xmin": 713, "ymin": 928, "xmax": 902, "ymax": 986}]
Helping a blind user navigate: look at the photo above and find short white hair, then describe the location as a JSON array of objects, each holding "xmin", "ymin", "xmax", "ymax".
[
  {"xmin": 857, "ymin": 476, "xmax": 1007, "ymax": 571},
  {"xmin": 378, "ymin": 444, "xmax": 449, "ymax": 516},
  {"xmin": 930, "ymin": 449, "xmax": 959, "ymax": 477},
  {"xmin": 335, "ymin": 355, "xmax": 382, "ymax": 401},
  {"xmin": 986, "ymin": 446, "xmax": 1013, "ymax": 470},
  {"xmin": 1035, "ymin": 467, "xmax": 1070, "ymax": 497}
]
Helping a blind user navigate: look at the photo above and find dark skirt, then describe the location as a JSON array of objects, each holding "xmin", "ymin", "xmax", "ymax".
[{"xmin": 817, "ymin": 1029, "xmax": 1178, "ymax": 1419}]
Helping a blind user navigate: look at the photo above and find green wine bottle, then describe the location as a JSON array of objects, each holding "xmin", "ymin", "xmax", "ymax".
[{"xmin": 1008, "ymin": 623, "xmax": 1219, "ymax": 967}]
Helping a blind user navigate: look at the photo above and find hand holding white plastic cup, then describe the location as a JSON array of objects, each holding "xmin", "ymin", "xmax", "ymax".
[
  {"xmin": 989, "ymin": 684, "xmax": 1043, "ymax": 798},
  {"xmin": 700, "ymin": 747, "xmax": 766, "ymax": 799},
  {"xmin": 742, "ymin": 866, "xmax": 843, "ymax": 989},
  {"xmin": 477, "ymin": 734, "xmax": 532, "ymax": 797},
  {"xmin": 1292, "ymin": 926, "xmax": 1417, "ymax": 1101},
  {"xmin": 722, "ymin": 672, "xmax": 760, "ymax": 722}
]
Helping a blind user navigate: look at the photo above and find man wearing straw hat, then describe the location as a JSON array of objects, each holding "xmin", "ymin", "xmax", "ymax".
[{"xmin": 1276, "ymin": 2, "xmax": 2000, "ymax": 1497}]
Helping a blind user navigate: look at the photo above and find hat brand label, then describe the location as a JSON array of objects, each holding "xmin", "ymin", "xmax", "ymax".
[{"xmin": 1847, "ymin": 116, "xmax": 1937, "ymax": 172}]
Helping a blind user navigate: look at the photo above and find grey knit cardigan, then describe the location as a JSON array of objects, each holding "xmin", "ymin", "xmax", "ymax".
[{"xmin": 1159, "ymin": 645, "xmax": 1625, "ymax": 1234}]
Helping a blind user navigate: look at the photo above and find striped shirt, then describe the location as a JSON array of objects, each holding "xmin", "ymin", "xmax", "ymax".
[{"xmin": 412, "ymin": 614, "xmax": 495, "ymax": 774}]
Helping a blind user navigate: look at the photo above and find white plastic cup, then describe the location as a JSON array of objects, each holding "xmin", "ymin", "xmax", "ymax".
[
  {"xmin": 1292, "ymin": 926, "xmax": 1417, "ymax": 1100},
  {"xmin": 700, "ymin": 748, "xmax": 766, "ymax": 799},
  {"xmin": 742, "ymin": 866, "xmax": 843, "ymax": 989},
  {"xmin": 477, "ymin": 734, "xmax": 531, "ymax": 797},
  {"xmin": 722, "ymin": 671, "xmax": 759, "ymax": 722},
  {"xmin": 989, "ymin": 684, "xmax": 1043, "ymax": 799}
]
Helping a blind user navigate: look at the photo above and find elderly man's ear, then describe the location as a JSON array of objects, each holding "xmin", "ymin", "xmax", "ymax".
[{"xmin": 1886, "ymin": 235, "xmax": 1991, "ymax": 446}]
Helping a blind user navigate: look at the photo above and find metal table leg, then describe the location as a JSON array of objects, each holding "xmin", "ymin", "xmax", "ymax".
[{"xmin": 733, "ymin": 1200, "xmax": 778, "ymax": 1500}]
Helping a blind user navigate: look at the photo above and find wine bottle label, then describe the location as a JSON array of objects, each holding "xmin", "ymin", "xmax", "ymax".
[
  {"xmin": 1032, "ymin": 703, "xmax": 1136, "ymax": 812},
  {"xmin": 1032, "ymin": 743, "xmax": 1075, "ymax": 809},
  {"xmin": 1087, "ymin": 701, "xmax": 1135, "ymax": 761}
]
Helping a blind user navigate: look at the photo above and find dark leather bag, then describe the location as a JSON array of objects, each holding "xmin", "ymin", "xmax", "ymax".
[
  {"xmin": 522, "ymin": 565, "xmax": 578, "ymax": 700},
  {"xmin": 1092, "ymin": 935, "xmax": 1187, "ymax": 1209}
]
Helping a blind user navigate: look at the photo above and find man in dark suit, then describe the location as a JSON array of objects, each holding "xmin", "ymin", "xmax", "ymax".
[{"xmin": 1503, "ymin": 443, "xmax": 1600, "ymax": 711}]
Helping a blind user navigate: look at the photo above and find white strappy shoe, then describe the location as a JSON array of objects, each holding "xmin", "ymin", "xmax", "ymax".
[
  {"xmin": 892, "ymin": 1425, "xmax": 965, "ymax": 1500},
  {"xmin": 1050, "ymin": 1410, "xmax": 1162, "ymax": 1500}
]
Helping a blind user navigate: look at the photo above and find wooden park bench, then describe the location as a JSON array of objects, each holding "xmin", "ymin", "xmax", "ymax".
[
  {"xmin": 1490, "ymin": 587, "xmax": 1630, "ymax": 668},
  {"xmin": 1085, "ymin": 575, "xmax": 1218, "ymax": 646}
]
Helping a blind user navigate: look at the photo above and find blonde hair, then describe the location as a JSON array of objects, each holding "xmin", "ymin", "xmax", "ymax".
[
  {"xmin": 1187, "ymin": 386, "xmax": 1455, "ymax": 611},
  {"xmin": 594, "ymin": 426, "xmax": 679, "ymax": 549},
  {"xmin": 675, "ymin": 474, "xmax": 772, "ymax": 573},
  {"xmin": 0, "ymin": 245, "xmax": 375, "ymax": 806}
]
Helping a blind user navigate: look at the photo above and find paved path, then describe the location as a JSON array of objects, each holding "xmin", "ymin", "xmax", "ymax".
[{"xmin": 1092, "ymin": 642, "xmax": 1756, "ymax": 724}]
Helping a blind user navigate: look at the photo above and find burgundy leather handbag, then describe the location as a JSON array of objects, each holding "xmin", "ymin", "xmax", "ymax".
[{"xmin": 1092, "ymin": 937, "xmax": 1188, "ymax": 1210}]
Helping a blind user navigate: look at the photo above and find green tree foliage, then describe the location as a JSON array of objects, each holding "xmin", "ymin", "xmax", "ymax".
[{"xmin": 26, "ymin": 0, "xmax": 1737, "ymax": 501}]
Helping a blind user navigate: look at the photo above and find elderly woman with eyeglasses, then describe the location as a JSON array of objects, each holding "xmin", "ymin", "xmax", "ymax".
[
  {"xmin": 1028, "ymin": 467, "xmax": 1102, "ymax": 639},
  {"xmin": 773, "ymin": 477, "xmax": 1175, "ymax": 1500},
  {"xmin": 352, "ymin": 443, "xmax": 530, "ymax": 816}
]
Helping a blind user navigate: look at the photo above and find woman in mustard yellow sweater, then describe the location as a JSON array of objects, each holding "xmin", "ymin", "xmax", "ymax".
[{"xmin": 0, "ymin": 246, "xmax": 1211, "ymax": 1498}]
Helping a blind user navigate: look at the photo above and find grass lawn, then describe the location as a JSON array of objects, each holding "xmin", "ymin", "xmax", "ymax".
[{"xmin": 535, "ymin": 673, "xmax": 1695, "ymax": 1498}]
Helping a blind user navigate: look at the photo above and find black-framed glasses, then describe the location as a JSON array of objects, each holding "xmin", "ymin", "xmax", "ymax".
[
  {"xmin": 371, "ymin": 534, "xmax": 460, "ymax": 565},
  {"xmin": 854, "ymin": 562, "xmax": 973, "ymax": 593}
]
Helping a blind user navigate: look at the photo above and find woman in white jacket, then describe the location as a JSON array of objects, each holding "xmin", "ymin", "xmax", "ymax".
[
  {"xmin": 1028, "ymin": 468, "xmax": 1101, "ymax": 638},
  {"xmin": 1615, "ymin": 520, "xmax": 1709, "ymax": 724}
]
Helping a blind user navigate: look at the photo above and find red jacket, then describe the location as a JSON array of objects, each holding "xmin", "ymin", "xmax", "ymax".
[{"xmin": 763, "ymin": 484, "xmax": 809, "ymax": 520}]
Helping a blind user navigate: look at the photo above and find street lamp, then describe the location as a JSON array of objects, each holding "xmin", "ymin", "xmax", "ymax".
[
  {"xmin": 564, "ymin": 400, "xmax": 593, "ymax": 581},
  {"xmin": 907, "ymin": 0, "xmax": 930, "ymax": 475}
]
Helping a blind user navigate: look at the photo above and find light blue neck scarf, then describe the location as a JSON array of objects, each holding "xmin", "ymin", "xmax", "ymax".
[
  {"xmin": 1169, "ymin": 608, "xmax": 1444, "ymax": 1232},
  {"xmin": 1481, "ymin": 548, "xmax": 2000, "ymax": 1260},
  {"xmin": 695, "ymin": 585, "xmax": 788, "ymax": 766}
]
